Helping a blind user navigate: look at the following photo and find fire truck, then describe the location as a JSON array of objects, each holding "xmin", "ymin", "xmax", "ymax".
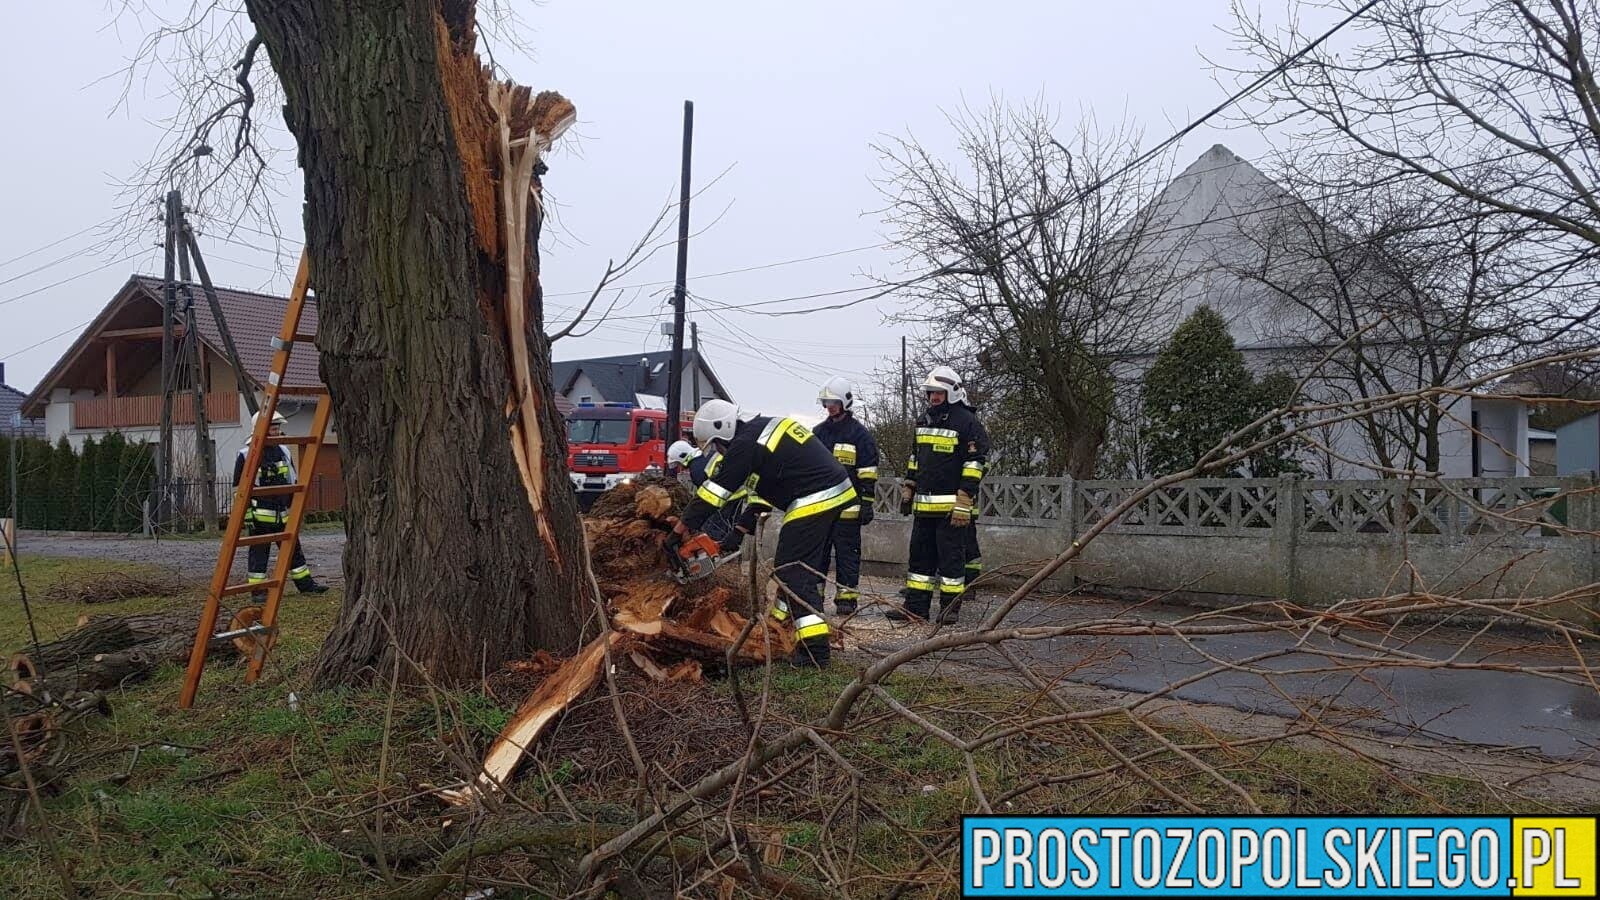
[{"xmin": 565, "ymin": 402, "xmax": 691, "ymax": 507}]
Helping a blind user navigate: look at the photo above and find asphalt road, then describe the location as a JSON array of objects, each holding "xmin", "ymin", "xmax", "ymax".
[{"xmin": 21, "ymin": 528, "xmax": 1600, "ymax": 760}]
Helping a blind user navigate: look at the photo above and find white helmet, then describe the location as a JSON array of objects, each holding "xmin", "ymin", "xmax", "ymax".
[
  {"xmin": 921, "ymin": 365, "xmax": 961, "ymax": 399},
  {"xmin": 950, "ymin": 371, "xmax": 969, "ymax": 406},
  {"xmin": 251, "ymin": 409, "xmax": 287, "ymax": 430},
  {"xmin": 666, "ymin": 440, "xmax": 698, "ymax": 468},
  {"xmin": 692, "ymin": 399, "xmax": 741, "ymax": 447},
  {"xmin": 817, "ymin": 376, "xmax": 854, "ymax": 411}
]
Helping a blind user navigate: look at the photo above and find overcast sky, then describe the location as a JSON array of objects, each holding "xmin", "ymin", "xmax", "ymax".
[{"xmin": 0, "ymin": 1, "xmax": 1311, "ymax": 423}]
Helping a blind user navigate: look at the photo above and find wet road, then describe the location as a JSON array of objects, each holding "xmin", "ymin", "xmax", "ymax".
[
  {"xmin": 21, "ymin": 530, "xmax": 1600, "ymax": 759},
  {"xmin": 849, "ymin": 585, "xmax": 1600, "ymax": 761}
]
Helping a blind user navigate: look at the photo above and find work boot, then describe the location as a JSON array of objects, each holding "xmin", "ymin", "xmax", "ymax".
[
  {"xmin": 834, "ymin": 594, "xmax": 858, "ymax": 617},
  {"xmin": 295, "ymin": 576, "xmax": 330, "ymax": 595},
  {"xmin": 791, "ymin": 637, "xmax": 830, "ymax": 668},
  {"xmin": 936, "ymin": 600, "xmax": 961, "ymax": 625}
]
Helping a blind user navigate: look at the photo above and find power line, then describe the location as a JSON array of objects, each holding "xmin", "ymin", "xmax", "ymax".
[
  {"xmin": 0, "ymin": 220, "xmax": 114, "ymax": 271},
  {"xmin": 1, "ymin": 318, "xmax": 94, "ymax": 359},
  {"xmin": 0, "ymin": 252, "xmax": 145, "ymax": 308}
]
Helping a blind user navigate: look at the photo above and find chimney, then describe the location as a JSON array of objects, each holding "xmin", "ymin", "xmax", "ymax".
[{"xmin": 0, "ymin": 362, "xmax": 6, "ymax": 385}]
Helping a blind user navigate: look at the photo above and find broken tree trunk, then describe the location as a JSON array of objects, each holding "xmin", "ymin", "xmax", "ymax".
[{"xmin": 245, "ymin": 0, "xmax": 591, "ymax": 688}]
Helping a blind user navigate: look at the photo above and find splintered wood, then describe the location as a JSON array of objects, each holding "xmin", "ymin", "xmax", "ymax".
[{"xmin": 448, "ymin": 483, "xmax": 794, "ymax": 802}]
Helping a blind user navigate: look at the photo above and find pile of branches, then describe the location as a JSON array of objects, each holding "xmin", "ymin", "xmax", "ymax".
[
  {"xmin": 448, "ymin": 481, "xmax": 791, "ymax": 802},
  {"xmin": 41, "ymin": 570, "xmax": 188, "ymax": 605}
]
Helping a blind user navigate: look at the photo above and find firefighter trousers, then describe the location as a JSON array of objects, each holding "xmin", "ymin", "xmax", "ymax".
[
  {"xmin": 772, "ymin": 506, "xmax": 840, "ymax": 666},
  {"xmin": 246, "ymin": 519, "xmax": 312, "ymax": 589},
  {"xmin": 964, "ymin": 515, "xmax": 983, "ymax": 590},
  {"xmin": 905, "ymin": 516, "xmax": 967, "ymax": 618},
  {"xmin": 825, "ymin": 513, "xmax": 862, "ymax": 613}
]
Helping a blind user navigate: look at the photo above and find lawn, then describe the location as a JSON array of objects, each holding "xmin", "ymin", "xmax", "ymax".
[{"xmin": 0, "ymin": 555, "xmax": 1571, "ymax": 898}]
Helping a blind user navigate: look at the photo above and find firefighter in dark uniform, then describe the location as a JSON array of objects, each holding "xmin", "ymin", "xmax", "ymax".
[
  {"xmin": 234, "ymin": 410, "xmax": 327, "ymax": 596},
  {"xmin": 951, "ymin": 379, "xmax": 990, "ymax": 599},
  {"xmin": 811, "ymin": 377, "xmax": 879, "ymax": 617},
  {"xmin": 688, "ymin": 444, "xmax": 771, "ymax": 554},
  {"xmin": 893, "ymin": 366, "xmax": 985, "ymax": 624},
  {"xmin": 676, "ymin": 399, "xmax": 856, "ymax": 666},
  {"xmin": 667, "ymin": 440, "xmax": 700, "ymax": 479}
]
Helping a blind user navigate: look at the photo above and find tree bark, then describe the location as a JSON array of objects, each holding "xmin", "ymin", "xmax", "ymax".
[{"xmin": 245, "ymin": 0, "xmax": 589, "ymax": 687}]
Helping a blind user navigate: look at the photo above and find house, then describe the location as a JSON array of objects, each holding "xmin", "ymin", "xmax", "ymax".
[
  {"xmin": 550, "ymin": 350, "xmax": 731, "ymax": 412},
  {"xmin": 21, "ymin": 275, "xmax": 342, "ymax": 509},
  {"xmin": 0, "ymin": 364, "xmax": 46, "ymax": 438},
  {"xmin": 1116, "ymin": 144, "xmax": 1533, "ymax": 478}
]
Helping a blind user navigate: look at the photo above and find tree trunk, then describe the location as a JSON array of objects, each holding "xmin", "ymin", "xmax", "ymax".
[{"xmin": 246, "ymin": 0, "xmax": 590, "ymax": 687}]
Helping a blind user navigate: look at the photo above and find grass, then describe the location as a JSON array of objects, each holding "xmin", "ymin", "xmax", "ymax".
[{"xmin": 0, "ymin": 554, "xmax": 1578, "ymax": 897}]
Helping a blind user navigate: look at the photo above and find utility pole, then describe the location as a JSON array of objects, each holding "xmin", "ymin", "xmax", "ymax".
[
  {"xmin": 690, "ymin": 320, "xmax": 700, "ymax": 409},
  {"xmin": 900, "ymin": 335, "xmax": 908, "ymax": 426},
  {"xmin": 158, "ymin": 190, "xmax": 180, "ymax": 531},
  {"xmin": 665, "ymin": 100, "xmax": 694, "ymax": 441},
  {"xmin": 177, "ymin": 233, "xmax": 217, "ymax": 531}
]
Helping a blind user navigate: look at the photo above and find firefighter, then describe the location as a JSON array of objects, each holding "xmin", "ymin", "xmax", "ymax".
[
  {"xmin": 677, "ymin": 399, "xmax": 855, "ymax": 667},
  {"xmin": 666, "ymin": 440, "xmax": 700, "ymax": 478},
  {"xmin": 951, "ymin": 379, "xmax": 990, "ymax": 601},
  {"xmin": 689, "ymin": 445, "xmax": 769, "ymax": 554},
  {"xmin": 893, "ymin": 366, "xmax": 985, "ymax": 624},
  {"xmin": 234, "ymin": 410, "xmax": 328, "ymax": 596},
  {"xmin": 811, "ymin": 377, "xmax": 879, "ymax": 617}
]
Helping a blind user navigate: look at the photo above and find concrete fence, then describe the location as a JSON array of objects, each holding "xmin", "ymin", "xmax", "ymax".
[{"xmin": 846, "ymin": 474, "xmax": 1598, "ymax": 606}]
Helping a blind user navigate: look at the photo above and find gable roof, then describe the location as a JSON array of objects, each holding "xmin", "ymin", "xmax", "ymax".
[
  {"xmin": 551, "ymin": 349, "xmax": 731, "ymax": 405},
  {"xmin": 0, "ymin": 382, "xmax": 45, "ymax": 437},
  {"xmin": 23, "ymin": 275, "xmax": 323, "ymax": 416}
]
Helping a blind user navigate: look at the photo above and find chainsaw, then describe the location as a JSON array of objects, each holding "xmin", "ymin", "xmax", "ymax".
[{"xmin": 665, "ymin": 530, "xmax": 741, "ymax": 584}]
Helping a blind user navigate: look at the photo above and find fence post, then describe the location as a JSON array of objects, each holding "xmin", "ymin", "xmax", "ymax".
[
  {"xmin": 1057, "ymin": 475, "xmax": 1078, "ymax": 590},
  {"xmin": 1273, "ymin": 473, "xmax": 1300, "ymax": 601},
  {"xmin": 1562, "ymin": 472, "xmax": 1596, "ymax": 589}
]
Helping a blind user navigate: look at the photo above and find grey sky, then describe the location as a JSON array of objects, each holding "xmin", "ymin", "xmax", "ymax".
[{"xmin": 0, "ymin": 1, "xmax": 1305, "ymax": 422}]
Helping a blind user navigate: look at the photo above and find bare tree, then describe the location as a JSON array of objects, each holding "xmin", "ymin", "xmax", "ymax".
[
  {"xmin": 1219, "ymin": 155, "xmax": 1547, "ymax": 474},
  {"xmin": 1228, "ymin": 0, "xmax": 1600, "ymax": 331},
  {"xmin": 874, "ymin": 102, "xmax": 1191, "ymax": 478}
]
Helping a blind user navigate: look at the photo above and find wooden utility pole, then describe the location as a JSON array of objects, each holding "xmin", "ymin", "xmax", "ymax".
[
  {"xmin": 177, "ymin": 235, "xmax": 217, "ymax": 531},
  {"xmin": 158, "ymin": 191, "xmax": 180, "ymax": 529},
  {"xmin": 690, "ymin": 320, "xmax": 700, "ymax": 409},
  {"xmin": 665, "ymin": 100, "xmax": 694, "ymax": 440}
]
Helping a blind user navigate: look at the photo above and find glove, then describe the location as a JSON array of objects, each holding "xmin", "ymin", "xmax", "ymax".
[
  {"xmin": 719, "ymin": 527, "xmax": 746, "ymax": 555},
  {"xmin": 899, "ymin": 483, "xmax": 915, "ymax": 516},
  {"xmin": 949, "ymin": 490, "xmax": 974, "ymax": 528},
  {"xmin": 859, "ymin": 504, "xmax": 875, "ymax": 526}
]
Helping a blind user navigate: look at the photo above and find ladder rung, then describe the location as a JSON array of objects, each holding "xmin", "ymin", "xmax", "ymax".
[
  {"xmin": 214, "ymin": 623, "xmax": 277, "ymax": 642},
  {"xmin": 221, "ymin": 579, "xmax": 279, "ymax": 597},
  {"xmin": 265, "ymin": 435, "xmax": 317, "ymax": 446},
  {"xmin": 250, "ymin": 483, "xmax": 306, "ymax": 498},
  {"xmin": 237, "ymin": 531, "xmax": 293, "ymax": 547},
  {"xmin": 292, "ymin": 332, "xmax": 317, "ymax": 344}
]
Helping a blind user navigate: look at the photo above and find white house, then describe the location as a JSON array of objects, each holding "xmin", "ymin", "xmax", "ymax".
[
  {"xmin": 1117, "ymin": 144, "xmax": 1532, "ymax": 478},
  {"xmin": 550, "ymin": 350, "xmax": 732, "ymax": 411}
]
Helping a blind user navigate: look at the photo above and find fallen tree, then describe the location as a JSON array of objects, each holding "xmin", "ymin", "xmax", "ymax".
[{"xmin": 11, "ymin": 609, "xmax": 244, "ymax": 700}]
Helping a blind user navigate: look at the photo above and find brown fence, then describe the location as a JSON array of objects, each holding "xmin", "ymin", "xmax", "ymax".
[{"xmin": 72, "ymin": 393, "xmax": 240, "ymax": 429}]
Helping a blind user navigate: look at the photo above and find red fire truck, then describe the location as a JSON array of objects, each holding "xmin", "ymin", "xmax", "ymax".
[{"xmin": 565, "ymin": 402, "xmax": 692, "ymax": 506}]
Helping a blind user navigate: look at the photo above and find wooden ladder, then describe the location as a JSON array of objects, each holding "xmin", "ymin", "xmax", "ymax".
[{"xmin": 179, "ymin": 252, "xmax": 331, "ymax": 709}]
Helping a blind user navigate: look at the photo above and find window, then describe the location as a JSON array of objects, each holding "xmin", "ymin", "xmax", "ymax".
[
  {"xmin": 637, "ymin": 419, "xmax": 656, "ymax": 443},
  {"xmin": 579, "ymin": 395, "xmax": 592, "ymax": 404},
  {"xmin": 567, "ymin": 418, "xmax": 631, "ymax": 445}
]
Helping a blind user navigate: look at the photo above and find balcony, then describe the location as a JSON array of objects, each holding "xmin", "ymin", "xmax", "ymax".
[{"xmin": 72, "ymin": 392, "xmax": 240, "ymax": 430}]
